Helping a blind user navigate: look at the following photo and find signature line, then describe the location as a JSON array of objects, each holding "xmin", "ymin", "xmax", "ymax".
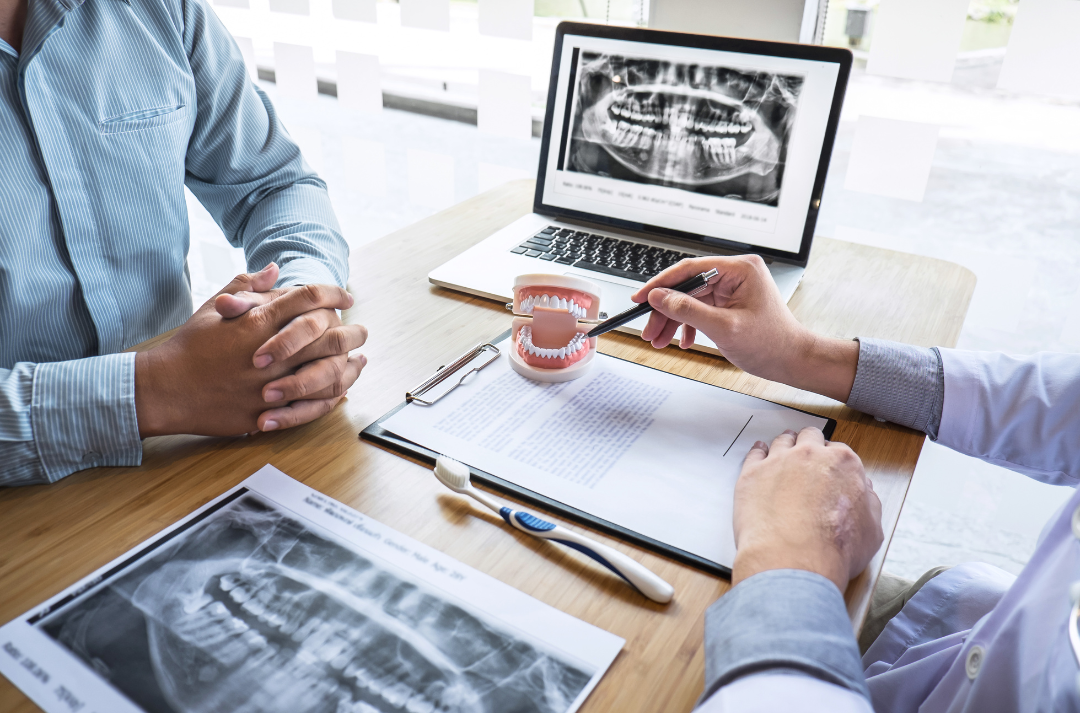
[{"xmin": 723, "ymin": 416, "xmax": 754, "ymax": 457}]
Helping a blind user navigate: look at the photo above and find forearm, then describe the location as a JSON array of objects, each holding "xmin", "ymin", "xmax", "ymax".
[
  {"xmin": 0, "ymin": 356, "xmax": 142, "ymax": 485},
  {"xmin": 783, "ymin": 335, "xmax": 944, "ymax": 438},
  {"xmin": 182, "ymin": 0, "xmax": 348, "ymax": 289},
  {"xmin": 241, "ymin": 179, "xmax": 348, "ymax": 289}
]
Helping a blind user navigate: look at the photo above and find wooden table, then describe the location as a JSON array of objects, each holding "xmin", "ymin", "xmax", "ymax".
[{"xmin": 0, "ymin": 180, "xmax": 975, "ymax": 712}]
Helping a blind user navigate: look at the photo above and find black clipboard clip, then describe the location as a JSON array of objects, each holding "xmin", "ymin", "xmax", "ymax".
[{"xmin": 405, "ymin": 342, "xmax": 501, "ymax": 406}]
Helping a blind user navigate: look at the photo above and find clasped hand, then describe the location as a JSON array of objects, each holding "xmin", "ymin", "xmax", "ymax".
[{"xmin": 135, "ymin": 263, "xmax": 367, "ymax": 437}]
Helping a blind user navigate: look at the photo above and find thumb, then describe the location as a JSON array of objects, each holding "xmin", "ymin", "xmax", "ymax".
[
  {"xmin": 213, "ymin": 263, "xmax": 279, "ymax": 318},
  {"xmin": 218, "ymin": 262, "xmax": 279, "ymax": 297},
  {"xmin": 649, "ymin": 288, "xmax": 720, "ymax": 330}
]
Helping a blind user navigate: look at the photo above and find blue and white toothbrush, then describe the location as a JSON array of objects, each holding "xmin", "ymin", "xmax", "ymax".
[{"xmin": 433, "ymin": 456, "xmax": 674, "ymax": 604}]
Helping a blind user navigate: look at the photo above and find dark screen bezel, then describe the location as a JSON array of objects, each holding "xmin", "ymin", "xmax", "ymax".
[{"xmin": 533, "ymin": 22, "xmax": 852, "ymax": 267}]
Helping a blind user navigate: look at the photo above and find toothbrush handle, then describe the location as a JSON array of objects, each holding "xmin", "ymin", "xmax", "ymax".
[{"xmin": 503, "ymin": 509, "xmax": 674, "ymax": 604}]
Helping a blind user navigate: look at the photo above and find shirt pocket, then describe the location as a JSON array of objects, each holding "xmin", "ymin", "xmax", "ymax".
[{"xmin": 99, "ymin": 105, "xmax": 189, "ymax": 135}]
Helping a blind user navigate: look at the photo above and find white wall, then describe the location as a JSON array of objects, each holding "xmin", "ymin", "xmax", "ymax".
[{"xmin": 648, "ymin": 0, "xmax": 818, "ymax": 43}]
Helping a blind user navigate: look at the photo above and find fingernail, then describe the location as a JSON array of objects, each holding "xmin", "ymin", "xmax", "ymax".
[
  {"xmin": 263, "ymin": 420, "xmax": 279, "ymax": 431},
  {"xmin": 754, "ymin": 441, "xmax": 767, "ymax": 449},
  {"xmin": 254, "ymin": 354, "xmax": 273, "ymax": 368},
  {"xmin": 359, "ymin": 354, "xmax": 368, "ymax": 367},
  {"xmin": 347, "ymin": 293, "xmax": 355, "ymax": 307},
  {"xmin": 264, "ymin": 389, "xmax": 283, "ymax": 402}
]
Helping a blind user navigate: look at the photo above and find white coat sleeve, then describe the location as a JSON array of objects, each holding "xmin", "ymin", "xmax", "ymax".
[{"xmin": 937, "ymin": 349, "xmax": 1080, "ymax": 486}]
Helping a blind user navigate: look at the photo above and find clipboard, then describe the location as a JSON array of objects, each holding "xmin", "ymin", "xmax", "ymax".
[{"xmin": 361, "ymin": 329, "xmax": 836, "ymax": 579}]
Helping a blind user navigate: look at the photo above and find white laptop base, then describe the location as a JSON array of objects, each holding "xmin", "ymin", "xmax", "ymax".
[{"xmin": 428, "ymin": 212, "xmax": 805, "ymax": 356}]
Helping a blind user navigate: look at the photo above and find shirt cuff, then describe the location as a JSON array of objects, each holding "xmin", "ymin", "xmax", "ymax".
[
  {"xmin": 846, "ymin": 337, "xmax": 944, "ymax": 439},
  {"xmin": 702, "ymin": 570, "xmax": 869, "ymax": 703},
  {"xmin": 32, "ymin": 352, "xmax": 143, "ymax": 481},
  {"xmin": 275, "ymin": 256, "xmax": 342, "ymax": 289}
]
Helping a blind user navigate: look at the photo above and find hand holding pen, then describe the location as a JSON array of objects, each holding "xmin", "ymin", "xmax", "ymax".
[
  {"xmin": 625, "ymin": 256, "xmax": 840, "ymax": 398},
  {"xmin": 586, "ymin": 265, "xmax": 719, "ymax": 340}
]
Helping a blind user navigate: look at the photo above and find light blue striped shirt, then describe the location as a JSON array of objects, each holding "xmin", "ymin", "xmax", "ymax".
[{"xmin": 0, "ymin": 0, "xmax": 348, "ymax": 486}]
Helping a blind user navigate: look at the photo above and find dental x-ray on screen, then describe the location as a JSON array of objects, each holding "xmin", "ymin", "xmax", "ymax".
[{"xmin": 566, "ymin": 52, "xmax": 803, "ymax": 207}]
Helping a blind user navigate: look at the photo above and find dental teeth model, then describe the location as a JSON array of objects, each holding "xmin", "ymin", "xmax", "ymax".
[{"xmin": 509, "ymin": 274, "xmax": 602, "ymax": 383}]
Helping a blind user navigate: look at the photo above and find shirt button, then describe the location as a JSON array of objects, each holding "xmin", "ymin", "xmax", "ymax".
[
  {"xmin": 965, "ymin": 645, "xmax": 984, "ymax": 680},
  {"xmin": 1072, "ymin": 505, "xmax": 1080, "ymax": 540},
  {"xmin": 82, "ymin": 451, "xmax": 101, "ymax": 463}
]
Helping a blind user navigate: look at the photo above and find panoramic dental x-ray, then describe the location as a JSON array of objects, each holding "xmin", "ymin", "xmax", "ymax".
[{"xmin": 567, "ymin": 52, "xmax": 804, "ymax": 207}]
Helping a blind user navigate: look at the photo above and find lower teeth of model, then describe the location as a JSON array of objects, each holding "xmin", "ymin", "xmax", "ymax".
[{"xmin": 518, "ymin": 326, "xmax": 585, "ymax": 359}]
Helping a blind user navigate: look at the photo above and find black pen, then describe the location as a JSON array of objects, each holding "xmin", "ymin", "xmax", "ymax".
[{"xmin": 586, "ymin": 268, "xmax": 719, "ymax": 339}]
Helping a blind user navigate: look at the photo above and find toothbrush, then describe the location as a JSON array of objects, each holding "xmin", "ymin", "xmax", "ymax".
[{"xmin": 434, "ymin": 456, "xmax": 674, "ymax": 604}]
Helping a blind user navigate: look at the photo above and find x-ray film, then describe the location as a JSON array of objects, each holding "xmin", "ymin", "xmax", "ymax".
[
  {"xmin": 564, "ymin": 52, "xmax": 804, "ymax": 207},
  {"xmin": 0, "ymin": 466, "xmax": 623, "ymax": 713}
]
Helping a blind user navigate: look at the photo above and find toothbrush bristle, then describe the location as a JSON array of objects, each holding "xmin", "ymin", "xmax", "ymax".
[{"xmin": 434, "ymin": 457, "xmax": 472, "ymax": 492}]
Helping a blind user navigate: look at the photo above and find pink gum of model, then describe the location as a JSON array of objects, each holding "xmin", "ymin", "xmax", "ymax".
[{"xmin": 509, "ymin": 274, "xmax": 602, "ymax": 383}]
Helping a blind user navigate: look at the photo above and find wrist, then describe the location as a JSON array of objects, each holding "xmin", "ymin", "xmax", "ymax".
[
  {"xmin": 788, "ymin": 332, "xmax": 860, "ymax": 403},
  {"xmin": 731, "ymin": 542, "xmax": 849, "ymax": 593},
  {"xmin": 134, "ymin": 349, "xmax": 176, "ymax": 437}
]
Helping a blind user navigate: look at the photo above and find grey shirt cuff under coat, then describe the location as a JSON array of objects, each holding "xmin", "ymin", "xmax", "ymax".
[
  {"xmin": 846, "ymin": 337, "xmax": 945, "ymax": 439},
  {"xmin": 700, "ymin": 570, "xmax": 871, "ymax": 704}
]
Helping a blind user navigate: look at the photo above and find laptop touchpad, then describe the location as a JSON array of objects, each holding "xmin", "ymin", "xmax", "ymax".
[{"xmin": 564, "ymin": 273, "xmax": 637, "ymax": 317}]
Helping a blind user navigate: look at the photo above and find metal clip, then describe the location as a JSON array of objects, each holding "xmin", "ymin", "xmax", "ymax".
[{"xmin": 406, "ymin": 343, "xmax": 501, "ymax": 406}]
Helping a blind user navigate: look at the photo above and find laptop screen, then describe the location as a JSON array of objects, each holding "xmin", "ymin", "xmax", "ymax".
[{"xmin": 536, "ymin": 27, "xmax": 849, "ymax": 261}]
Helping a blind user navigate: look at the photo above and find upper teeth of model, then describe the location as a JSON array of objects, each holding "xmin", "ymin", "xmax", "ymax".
[
  {"xmin": 518, "ymin": 326, "xmax": 587, "ymax": 359},
  {"xmin": 519, "ymin": 294, "xmax": 588, "ymax": 319}
]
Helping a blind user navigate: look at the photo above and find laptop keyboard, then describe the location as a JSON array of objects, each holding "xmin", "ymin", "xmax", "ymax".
[{"xmin": 510, "ymin": 226, "xmax": 696, "ymax": 283}]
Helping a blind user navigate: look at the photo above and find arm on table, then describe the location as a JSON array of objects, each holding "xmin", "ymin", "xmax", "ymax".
[
  {"xmin": 0, "ymin": 357, "xmax": 140, "ymax": 486},
  {"xmin": 180, "ymin": 0, "xmax": 347, "ymax": 289},
  {"xmin": 629, "ymin": 257, "xmax": 929, "ymax": 712},
  {"xmin": 638, "ymin": 256, "xmax": 1078, "ymax": 711},
  {"xmin": 173, "ymin": 0, "xmax": 365, "ymax": 431}
]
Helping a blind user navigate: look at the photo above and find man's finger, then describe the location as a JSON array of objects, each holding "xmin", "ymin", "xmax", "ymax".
[
  {"xmin": 266, "ymin": 355, "xmax": 366, "ymax": 402},
  {"xmin": 215, "ymin": 288, "xmax": 289, "ymax": 319},
  {"xmin": 291, "ymin": 324, "xmax": 370, "ymax": 365},
  {"xmin": 253, "ymin": 308, "xmax": 338, "ymax": 368},
  {"xmin": 795, "ymin": 426, "xmax": 826, "ymax": 447},
  {"xmin": 263, "ymin": 353, "xmax": 365, "ymax": 402},
  {"xmin": 770, "ymin": 429, "xmax": 799, "ymax": 451},
  {"xmin": 639, "ymin": 310, "xmax": 674, "ymax": 343},
  {"xmin": 258, "ymin": 394, "xmax": 346, "ymax": 432},
  {"xmin": 679, "ymin": 324, "xmax": 697, "ymax": 350},
  {"xmin": 649, "ymin": 288, "xmax": 719, "ymax": 331},
  {"xmin": 254, "ymin": 283, "xmax": 354, "ymax": 329},
  {"xmin": 263, "ymin": 354, "xmax": 344, "ymax": 402},
  {"xmin": 216, "ymin": 262, "xmax": 278, "ymax": 297},
  {"xmin": 650, "ymin": 314, "xmax": 682, "ymax": 349},
  {"xmin": 743, "ymin": 440, "xmax": 769, "ymax": 465}
]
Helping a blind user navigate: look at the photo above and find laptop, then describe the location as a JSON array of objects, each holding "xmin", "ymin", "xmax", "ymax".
[{"xmin": 430, "ymin": 22, "xmax": 852, "ymax": 354}]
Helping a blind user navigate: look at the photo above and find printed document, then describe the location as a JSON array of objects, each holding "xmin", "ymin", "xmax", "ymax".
[
  {"xmin": 382, "ymin": 340, "xmax": 829, "ymax": 567},
  {"xmin": 0, "ymin": 466, "xmax": 622, "ymax": 713}
]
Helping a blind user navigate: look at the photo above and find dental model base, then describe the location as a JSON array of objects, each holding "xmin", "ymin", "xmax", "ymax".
[
  {"xmin": 509, "ymin": 273, "xmax": 602, "ymax": 383},
  {"xmin": 434, "ymin": 456, "xmax": 675, "ymax": 604}
]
